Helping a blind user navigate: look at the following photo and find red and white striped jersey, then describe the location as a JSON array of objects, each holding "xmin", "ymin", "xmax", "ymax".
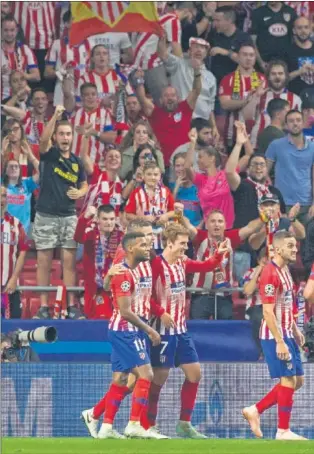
[
  {"xmin": 13, "ymin": 2, "xmax": 56, "ymax": 50},
  {"xmin": 132, "ymin": 13, "xmax": 181, "ymax": 70},
  {"xmin": 77, "ymin": 70, "xmax": 133, "ymax": 103},
  {"xmin": 151, "ymin": 255, "xmax": 187, "ymax": 335},
  {"xmin": 250, "ymin": 89, "xmax": 302, "ymax": 147},
  {"xmin": 192, "ymin": 229, "xmax": 242, "ymax": 291},
  {"xmin": 259, "ymin": 261, "xmax": 295, "ymax": 340},
  {"xmin": 125, "ymin": 185, "xmax": 175, "ymax": 251},
  {"xmin": 219, "ymin": 71, "xmax": 267, "ymax": 145},
  {"xmin": 242, "ymin": 267, "xmax": 262, "ymax": 318},
  {"xmin": 70, "ymin": 106, "xmax": 113, "ymax": 165},
  {"xmin": 109, "ymin": 266, "xmax": 141, "ymax": 332},
  {"xmin": 1, "ymin": 45, "xmax": 38, "ymax": 99},
  {"xmin": 113, "ymin": 246, "xmax": 152, "ymax": 321},
  {"xmin": 151, "ymin": 253, "xmax": 223, "ymax": 335},
  {"xmin": 45, "ymin": 38, "xmax": 91, "ymax": 106},
  {"xmin": 285, "ymin": 1, "xmax": 313, "ymax": 17},
  {"xmin": 81, "ymin": 166, "xmax": 123, "ymax": 217},
  {"xmin": 22, "ymin": 110, "xmax": 47, "ymax": 145},
  {"xmin": 1, "ymin": 212, "xmax": 29, "ymax": 287}
]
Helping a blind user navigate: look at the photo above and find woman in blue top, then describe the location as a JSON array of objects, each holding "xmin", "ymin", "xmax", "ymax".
[
  {"xmin": 169, "ymin": 153, "xmax": 204, "ymax": 229},
  {"xmin": 2, "ymin": 157, "xmax": 39, "ymax": 234}
]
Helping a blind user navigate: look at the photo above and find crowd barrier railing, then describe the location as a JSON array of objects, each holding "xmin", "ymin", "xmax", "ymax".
[{"xmin": 17, "ymin": 286, "xmax": 244, "ymax": 320}]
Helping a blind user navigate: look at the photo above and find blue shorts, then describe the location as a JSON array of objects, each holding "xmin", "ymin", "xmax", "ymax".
[
  {"xmin": 109, "ymin": 330, "xmax": 150, "ymax": 373},
  {"xmin": 150, "ymin": 332, "xmax": 199, "ymax": 368},
  {"xmin": 261, "ymin": 337, "xmax": 304, "ymax": 379}
]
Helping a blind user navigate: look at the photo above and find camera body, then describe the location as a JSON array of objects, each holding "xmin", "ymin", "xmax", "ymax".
[{"xmin": 1, "ymin": 326, "xmax": 57, "ymax": 363}]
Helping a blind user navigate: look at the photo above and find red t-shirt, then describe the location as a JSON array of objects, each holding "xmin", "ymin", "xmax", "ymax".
[{"xmin": 149, "ymin": 100, "xmax": 193, "ymax": 166}]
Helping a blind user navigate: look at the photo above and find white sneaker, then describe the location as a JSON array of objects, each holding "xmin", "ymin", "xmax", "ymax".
[
  {"xmin": 81, "ymin": 408, "xmax": 98, "ymax": 438},
  {"xmin": 176, "ymin": 421, "xmax": 207, "ymax": 439},
  {"xmin": 276, "ymin": 429, "xmax": 308, "ymax": 440},
  {"xmin": 124, "ymin": 421, "xmax": 148, "ymax": 438},
  {"xmin": 98, "ymin": 423, "xmax": 126, "ymax": 439},
  {"xmin": 146, "ymin": 426, "xmax": 170, "ymax": 439},
  {"xmin": 242, "ymin": 405, "xmax": 263, "ymax": 438}
]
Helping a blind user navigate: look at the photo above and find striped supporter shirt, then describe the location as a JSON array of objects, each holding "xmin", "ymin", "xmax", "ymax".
[{"xmin": 259, "ymin": 261, "xmax": 295, "ymax": 340}]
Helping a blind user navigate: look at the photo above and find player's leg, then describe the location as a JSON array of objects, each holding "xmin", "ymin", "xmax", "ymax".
[
  {"xmin": 140, "ymin": 335, "xmax": 175, "ymax": 433},
  {"xmin": 100, "ymin": 331, "xmax": 150, "ymax": 439},
  {"xmin": 242, "ymin": 338, "xmax": 277, "ymax": 438},
  {"xmin": 275, "ymin": 338, "xmax": 307, "ymax": 440},
  {"xmin": 176, "ymin": 333, "xmax": 207, "ymax": 439},
  {"xmin": 124, "ymin": 363, "xmax": 153, "ymax": 438}
]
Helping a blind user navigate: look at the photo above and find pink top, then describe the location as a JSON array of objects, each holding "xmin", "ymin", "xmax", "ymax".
[{"xmin": 193, "ymin": 170, "xmax": 235, "ymax": 228}]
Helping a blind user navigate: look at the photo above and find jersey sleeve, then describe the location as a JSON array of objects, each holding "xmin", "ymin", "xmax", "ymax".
[
  {"xmin": 18, "ymin": 223, "xmax": 30, "ymax": 252},
  {"xmin": 45, "ymin": 40, "xmax": 59, "ymax": 65},
  {"xmin": 164, "ymin": 16, "xmax": 181, "ymax": 43},
  {"xmin": 225, "ymin": 229, "xmax": 242, "ymax": 249},
  {"xmin": 111, "ymin": 271, "xmax": 134, "ymax": 299},
  {"xmin": 125, "ymin": 189, "xmax": 137, "ymax": 214},
  {"xmin": 185, "ymin": 252, "xmax": 222, "ymax": 274},
  {"xmin": 24, "ymin": 46, "xmax": 38, "ymax": 69},
  {"xmin": 219, "ymin": 74, "xmax": 233, "ymax": 97},
  {"xmin": 167, "ymin": 188, "xmax": 175, "ymax": 211},
  {"xmin": 259, "ymin": 265, "xmax": 280, "ymax": 304}
]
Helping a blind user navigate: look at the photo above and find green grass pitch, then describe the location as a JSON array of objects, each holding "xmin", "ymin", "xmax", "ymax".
[{"xmin": 2, "ymin": 438, "xmax": 314, "ymax": 454}]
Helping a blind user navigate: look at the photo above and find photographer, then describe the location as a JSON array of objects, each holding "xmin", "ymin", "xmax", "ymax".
[
  {"xmin": 1, "ymin": 326, "xmax": 57, "ymax": 363},
  {"xmin": 1, "ymin": 332, "xmax": 39, "ymax": 363}
]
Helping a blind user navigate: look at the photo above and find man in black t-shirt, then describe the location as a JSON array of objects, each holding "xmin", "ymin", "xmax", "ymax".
[
  {"xmin": 251, "ymin": 2, "xmax": 297, "ymax": 68},
  {"xmin": 209, "ymin": 5, "xmax": 253, "ymax": 84},
  {"xmin": 288, "ymin": 17, "xmax": 314, "ymax": 96},
  {"xmin": 32, "ymin": 106, "xmax": 88, "ymax": 320}
]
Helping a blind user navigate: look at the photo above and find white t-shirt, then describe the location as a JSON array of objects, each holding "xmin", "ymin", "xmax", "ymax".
[{"xmin": 87, "ymin": 32, "xmax": 132, "ymax": 67}]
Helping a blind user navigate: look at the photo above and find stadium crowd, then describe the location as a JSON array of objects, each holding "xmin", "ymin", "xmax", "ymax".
[{"xmin": 1, "ymin": 0, "xmax": 314, "ymax": 331}]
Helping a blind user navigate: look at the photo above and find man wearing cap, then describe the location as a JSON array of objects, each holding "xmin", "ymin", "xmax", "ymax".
[
  {"xmin": 158, "ymin": 33, "xmax": 218, "ymax": 137},
  {"xmin": 249, "ymin": 193, "xmax": 305, "ymax": 258}
]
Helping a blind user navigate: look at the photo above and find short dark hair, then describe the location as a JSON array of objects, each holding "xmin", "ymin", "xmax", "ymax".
[
  {"xmin": 238, "ymin": 43, "xmax": 256, "ymax": 52},
  {"xmin": 127, "ymin": 219, "xmax": 152, "ymax": 232},
  {"xmin": 215, "ymin": 5, "xmax": 236, "ymax": 23},
  {"xmin": 54, "ymin": 120, "xmax": 73, "ymax": 134},
  {"xmin": 248, "ymin": 153, "xmax": 266, "ymax": 167},
  {"xmin": 31, "ymin": 87, "xmax": 48, "ymax": 98},
  {"xmin": 267, "ymin": 98, "xmax": 290, "ymax": 119},
  {"xmin": 1, "ymin": 14, "xmax": 17, "ymax": 26},
  {"xmin": 133, "ymin": 144, "xmax": 158, "ymax": 173},
  {"xmin": 190, "ymin": 117, "xmax": 212, "ymax": 132},
  {"xmin": 63, "ymin": 9, "xmax": 71, "ymax": 23},
  {"xmin": 122, "ymin": 232, "xmax": 145, "ymax": 251},
  {"xmin": 80, "ymin": 82, "xmax": 97, "ymax": 96},
  {"xmin": 97, "ymin": 204, "xmax": 115, "ymax": 216},
  {"xmin": 273, "ymin": 230, "xmax": 295, "ymax": 246},
  {"xmin": 285, "ymin": 109, "xmax": 303, "ymax": 122}
]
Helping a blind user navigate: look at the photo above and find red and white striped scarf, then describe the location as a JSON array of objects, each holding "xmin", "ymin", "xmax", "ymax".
[{"xmin": 246, "ymin": 177, "xmax": 269, "ymax": 204}]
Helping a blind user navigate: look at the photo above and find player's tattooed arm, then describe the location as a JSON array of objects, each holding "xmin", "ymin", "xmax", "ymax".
[
  {"xmin": 103, "ymin": 264, "xmax": 126, "ymax": 291},
  {"xmin": 118, "ymin": 296, "xmax": 161, "ymax": 346}
]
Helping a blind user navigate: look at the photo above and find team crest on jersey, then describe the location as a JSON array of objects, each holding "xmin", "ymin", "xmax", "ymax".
[
  {"xmin": 283, "ymin": 13, "xmax": 291, "ymax": 22},
  {"xmin": 174, "ymin": 112, "xmax": 182, "ymax": 123},
  {"xmin": 121, "ymin": 281, "xmax": 131, "ymax": 292},
  {"xmin": 264, "ymin": 284, "xmax": 275, "ymax": 296},
  {"xmin": 95, "ymin": 295, "xmax": 104, "ymax": 305},
  {"xmin": 72, "ymin": 163, "xmax": 79, "ymax": 173}
]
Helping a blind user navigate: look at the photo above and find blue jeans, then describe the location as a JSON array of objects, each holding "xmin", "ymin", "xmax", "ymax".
[{"xmin": 233, "ymin": 251, "xmax": 251, "ymax": 283}]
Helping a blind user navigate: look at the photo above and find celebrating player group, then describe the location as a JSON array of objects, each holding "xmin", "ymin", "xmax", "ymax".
[{"xmin": 80, "ymin": 206, "xmax": 313, "ymax": 440}]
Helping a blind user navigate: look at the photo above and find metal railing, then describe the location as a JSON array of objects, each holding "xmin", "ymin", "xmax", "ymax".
[{"xmin": 16, "ymin": 286, "xmax": 245, "ymax": 320}]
